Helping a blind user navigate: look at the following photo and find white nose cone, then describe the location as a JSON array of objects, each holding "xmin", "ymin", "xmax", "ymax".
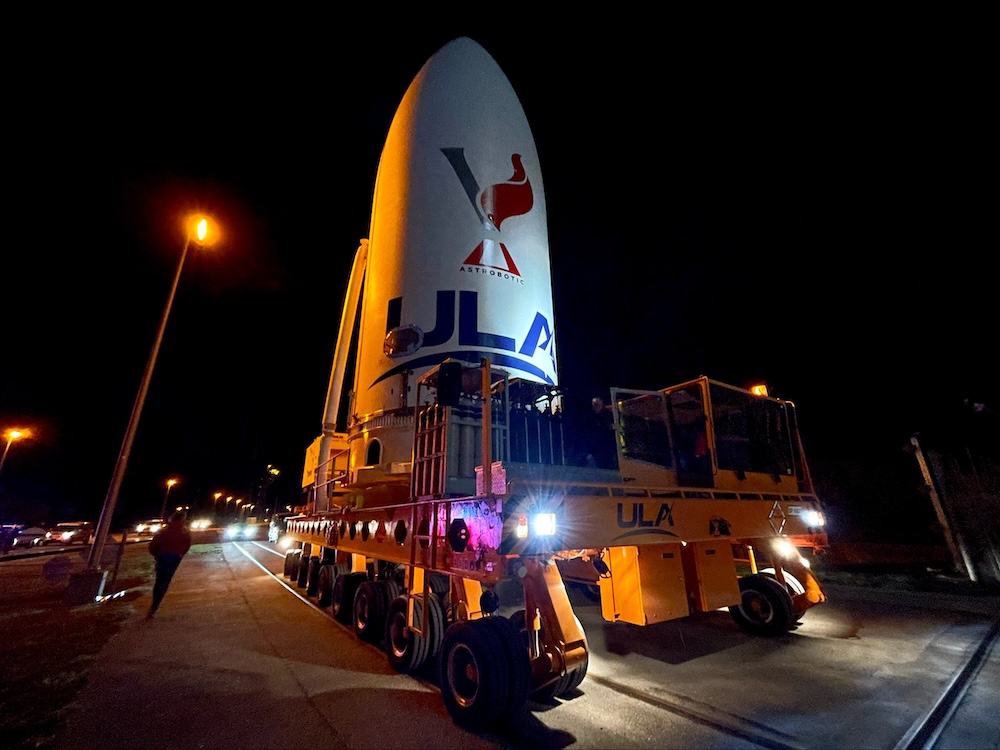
[{"xmin": 356, "ymin": 37, "xmax": 557, "ymax": 418}]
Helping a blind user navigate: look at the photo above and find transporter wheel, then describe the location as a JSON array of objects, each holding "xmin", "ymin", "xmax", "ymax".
[
  {"xmin": 317, "ymin": 564, "xmax": 335, "ymax": 608},
  {"xmin": 384, "ymin": 578, "xmax": 402, "ymax": 602},
  {"xmin": 385, "ymin": 595, "xmax": 430, "ymax": 673},
  {"xmin": 509, "ymin": 610, "xmax": 588, "ymax": 701},
  {"xmin": 282, "ymin": 549, "xmax": 297, "ymax": 578},
  {"xmin": 353, "ymin": 581, "xmax": 389, "ymax": 643},
  {"xmin": 760, "ymin": 567, "xmax": 807, "ymax": 622},
  {"xmin": 729, "ymin": 574, "xmax": 794, "ymax": 637},
  {"xmin": 288, "ymin": 549, "xmax": 303, "ymax": 580},
  {"xmin": 439, "ymin": 619, "xmax": 509, "ymax": 730},
  {"xmin": 482, "ymin": 615, "xmax": 531, "ymax": 721},
  {"xmin": 332, "ymin": 572, "xmax": 366, "ymax": 624},
  {"xmin": 296, "ymin": 553, "xmax": 311, "ymax": 588},
  {"xmin": 428, "ymin": 572, "xmax": 450, "ymax": 599},
  {"xmin": 425, "ymin": 592, "xmax": 446, "ymax": 662},
  {"xmin": 306, "ymin": 557, "xmax": 321, "ymax": 597}
]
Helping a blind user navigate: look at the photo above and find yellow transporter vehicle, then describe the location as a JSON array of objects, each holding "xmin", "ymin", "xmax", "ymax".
[{"xmin": 280, "ymin": 358, "xmax": 828, "ymax": 730}]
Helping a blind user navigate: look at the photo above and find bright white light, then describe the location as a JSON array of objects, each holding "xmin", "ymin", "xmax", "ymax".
[
  {"xmin": 532, "ymin": 513, "xmax": 556, "ymax": 536},
  {"xmin": 278, "ymin": 536, "xmax": 293, "ymax": 550},
  {"xmin": 773, "ymin": 539, "xmax": 796, "ymax": 558},
  {"xmin": 805, "ymin": 510, "xmax": 825, "ymax": 527}
]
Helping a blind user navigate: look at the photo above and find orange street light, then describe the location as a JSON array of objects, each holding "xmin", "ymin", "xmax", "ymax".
[
  {"xmin": 0, "ymin": 428, "xmax": 31, "ymax": 480},
  {"xmin": 160, "ymin": 478, "xmax": 179, "ymax": 519}
]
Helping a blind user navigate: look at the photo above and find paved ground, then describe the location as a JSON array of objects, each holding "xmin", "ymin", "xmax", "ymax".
[
  {"xmin": 15, "ymin": 539, "xmax": 996, "ymax": 750},
  {"xmin": 52, "ymin": 542, "xmax": 503, "ymax": 750}
]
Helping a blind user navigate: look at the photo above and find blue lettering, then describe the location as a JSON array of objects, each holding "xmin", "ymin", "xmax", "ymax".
[
  {"xmin": 519, "ymin": 312, "xmax": 554, "ymax": 356},
  {"xmin": 617, "ymin": 504, "xmax": 638, "ymax": 528},
  {"xmin": 458, "ymin": 291, "xmax": 516, "ymax": 351},
  {"xmin": 388, "ymin": 289, "xmax": 550, "ymax": 356}
]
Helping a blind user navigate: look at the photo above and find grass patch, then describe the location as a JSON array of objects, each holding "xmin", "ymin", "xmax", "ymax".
[{"xmin": 0, "ymin": 553, "xmax": 154, "ymax": 750}]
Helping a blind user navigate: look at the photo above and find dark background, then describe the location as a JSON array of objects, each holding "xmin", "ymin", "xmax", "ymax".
[{"xmin": 1, "ymin": 15, "xmax": 993, "ymax": 540}]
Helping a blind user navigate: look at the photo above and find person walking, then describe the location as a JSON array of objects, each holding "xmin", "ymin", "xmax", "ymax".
[{"xmin": 147, "ymin": 509, "xmax": 192, "ymax": 618}]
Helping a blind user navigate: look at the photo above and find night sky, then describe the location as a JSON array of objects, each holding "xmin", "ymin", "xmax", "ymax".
[{"xmin": 2, "ymin": 17, "xmax": 993, "ymax": 540}]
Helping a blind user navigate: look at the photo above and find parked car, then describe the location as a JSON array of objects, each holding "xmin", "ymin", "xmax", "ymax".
[
  {"xmin": 12, "ymin": 525, "xmax": 47, "ymax": 548},
  {"xmin": 34, "ymin": 521, "xmax": 94, "ymax": 546}
]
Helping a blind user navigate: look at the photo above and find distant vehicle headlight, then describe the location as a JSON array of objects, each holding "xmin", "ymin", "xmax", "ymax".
[
  {"xmin": 225, "ymin": 525, "xmax": 243, "ymax": 539},
  {"xmin": 190, "ymin": 519, "xmax": 211, "ymax": 530}
]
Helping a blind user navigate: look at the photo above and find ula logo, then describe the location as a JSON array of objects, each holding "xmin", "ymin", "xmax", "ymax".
[
  {"xmin": 442, "ymin": 148, "xmax": 533, "ymax": 277},
  {"xmin": 610, "ymin": 502, "xmax": 679, "ymax": 543}
]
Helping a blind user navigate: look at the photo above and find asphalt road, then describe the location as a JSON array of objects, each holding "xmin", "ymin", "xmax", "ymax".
[{"xmin": 4, "ymin": 537, "xmax": 998, "ymax": 748}]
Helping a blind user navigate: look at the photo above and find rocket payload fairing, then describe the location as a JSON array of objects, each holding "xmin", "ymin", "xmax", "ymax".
[
  {"xmin": 358, "ymin": 36, "xmax": 557, "ymax": 413},
  {"xmin": 334, "ymin": 37, "xmax": 558, "ymax": 485}
]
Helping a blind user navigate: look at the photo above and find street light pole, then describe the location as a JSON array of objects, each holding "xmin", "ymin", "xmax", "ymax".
[
  {"xmin": 160, "ymin": 478, "xmax": 178, "ymax": 520},
  {"xmin": 85, "ymin": 217, "xmax": 215, "ymax": 573}
]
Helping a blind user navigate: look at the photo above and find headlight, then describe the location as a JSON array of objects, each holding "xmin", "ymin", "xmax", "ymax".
[
  {"xmin": 773, "ymin": 539, "xmax": 796, "ymax": 559},
  {"xmin": 804, "ymin": 510, "xmax": 825, "ymax": 528},
  {"xmin": 532, "ymin": 513, "xmax": 557, "ymax": 536},
  {"xmin": 516, "ymin": 513, "xmax": 557, "ymax": 539}
]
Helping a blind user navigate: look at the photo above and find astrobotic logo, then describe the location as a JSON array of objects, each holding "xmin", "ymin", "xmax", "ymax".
[{"xmin": 442, "ymin": 148, "xmax": 532, "ymax": 280}]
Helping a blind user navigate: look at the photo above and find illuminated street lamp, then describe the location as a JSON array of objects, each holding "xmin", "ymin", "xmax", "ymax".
[
  {"xmin": 84, "ymin": 214, "xmax": 220, "ymax": 575},
  {"xmin": 160, "ymin": 478, "xmax": 179, "ymax": 520},
  {"xmin": 213, "ymin": 491, "xmax": 223, "ymax": 512},
  {"xmin": 0, "ymin": 428, "xmax": 31, "ymax": 481}
]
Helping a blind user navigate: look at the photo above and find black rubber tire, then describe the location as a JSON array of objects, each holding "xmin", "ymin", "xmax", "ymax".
[
  {"xmin": 428, "ymin": 572, "xmax": 450, "ymax": 599},
  {"xmin": 439, "ymin": 620, "xmax": 509, "ymax": 730},
  {"xmin": 562, "ymin": 649, "xmax": 589, "ymax": 693},
  {"xmin": 332, "ymin": 572, "xmax": 366, "ymax": 624},
  {"xmin": 287, "ymin": 549, "xmax": 302, "ymax": 580},
  {"xmin": 760, "ymin": 567, "xmax": 806, "ymax": 622},
  {"xmin": 729, "ymin": 574, "xmax": 795, "ymax": 637},
  {"xmin": 283, "ymin": 550, "xmax": 296, "ymax": 578},
  {"xmin": 306, "ymin": 556, "xmax": 321, "ymax": 597},
  {"xmin": 483, "ymin": 616, "xmax": 531, "ymax": 721},
  {"xmin": 385, "ymin": 595, "xmax": 430, "ymax": 673},
  {"xmin": 317, "ymin": 564, "xmax": 335, "ymax": 608},
  {"xmin": 425, "ymin": 592, "xmax": 446, "ymax": 663},
  {"xmin": 384, "ymin": 578, "xmax": 402, "ymax": 603},
  {"xmin": 354, "ymin": 580, "xmax": 388, "ymax": 643},
  {"xmin": 296, "ymin": 552, "xmax": 310, "ymax": 588}
]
